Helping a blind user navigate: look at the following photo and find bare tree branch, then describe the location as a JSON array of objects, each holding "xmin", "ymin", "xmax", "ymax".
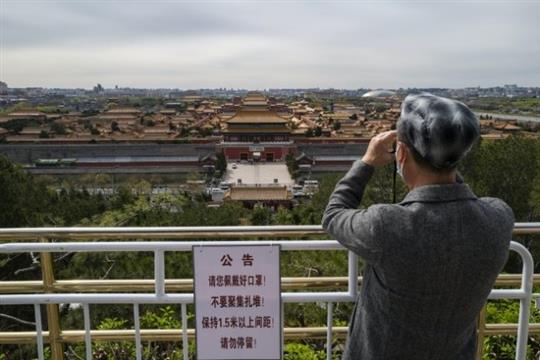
[
  {"xmin": 0, "ymin": 253, "xmax": 23, "ymax": 266},
  {"xmin": 29, "ymin": 252, "xmax": 40, "ymax": 264},
  {"xmin": 11, "ymin": 251, "xmax": 75, "ymax": 277},
  {"xmin": 100, "ymin": 258, "xmax": 116, "ymax": 280},
  {"xmin": 0, "ymin": 313, "xmax": 35, "ymax": 327},
  {"xmin": 13, "ymin": 264, "xmax": 40, "ymax": 276},
  {"xmin": 54, "ymin": 251, "xmax": 75, "ymax": 262},
  {"xmin": 67, "ymin": 346, "xmax": 85, "ymax": 360}
]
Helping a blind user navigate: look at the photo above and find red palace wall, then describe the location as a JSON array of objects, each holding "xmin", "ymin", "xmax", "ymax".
[
  {"xmin": 223, "ymin": 146, "xmax": 294, "ymax": 161},
  {"xmin": 76, "ymin": 161, "xmax": 200, "ymax": 168}
]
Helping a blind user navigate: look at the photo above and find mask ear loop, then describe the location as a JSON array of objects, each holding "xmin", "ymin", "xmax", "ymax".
[
  {"xmin": 391, "ymin": 123, "xmax": 398, "ymax": 204},
  {"xmin": 392, "ymin": 142, "xmax": 397, "ymax": 204}
]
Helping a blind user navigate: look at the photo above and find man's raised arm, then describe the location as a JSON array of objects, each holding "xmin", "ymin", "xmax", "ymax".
[{"xmin": 322, "ymin": 131, "xmax": 396, "ymax": 264}]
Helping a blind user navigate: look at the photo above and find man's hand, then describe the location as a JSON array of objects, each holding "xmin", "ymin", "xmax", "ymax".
[{"xmin": 362, "ymin": 130, "xmax": 397, "ymax": 167}]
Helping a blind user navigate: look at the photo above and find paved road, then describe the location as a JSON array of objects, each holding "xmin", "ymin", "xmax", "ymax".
[{"xmin": 475, "ymin": 112, "xmax": 540, "ymax": 123}]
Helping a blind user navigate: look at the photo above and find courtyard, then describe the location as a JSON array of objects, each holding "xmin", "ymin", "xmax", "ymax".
[{"xmin": 224, "ymin": 162, "xmax": 294, "ymax": 186}]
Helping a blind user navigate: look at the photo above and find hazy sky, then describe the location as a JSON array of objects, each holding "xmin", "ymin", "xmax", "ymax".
[{"xmin": 1, "ymin": 0, "xmax": 539, "ymax": 89}]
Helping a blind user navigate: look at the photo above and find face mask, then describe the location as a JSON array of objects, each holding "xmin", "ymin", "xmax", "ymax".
[
  {"xmin": 395, "ymin": 142, "xmax": 404, "ymax": 178},
  {"xmin": 396, "ymin": 159, "xmax": 404, "ymax": 178}
]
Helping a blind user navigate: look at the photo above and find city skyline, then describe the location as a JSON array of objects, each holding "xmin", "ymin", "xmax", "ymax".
[{"xmin": 1, "ymin": 0, "xmax": 540, "ymax": 89}]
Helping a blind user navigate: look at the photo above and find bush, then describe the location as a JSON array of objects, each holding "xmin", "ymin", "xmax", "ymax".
[
  {"xmin": 249, "ymin": 205, "xmax": 272, "ymax": 225},
  {"xmin": 284, "ymin": 343, "xmax": 338, "ymax": 360}
]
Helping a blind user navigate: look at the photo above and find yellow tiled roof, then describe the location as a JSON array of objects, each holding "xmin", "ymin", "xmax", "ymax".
[
  {"xmin": 226, "ymin": 186, "xmax": 292, "ymax": 201},
  {"xmin": 223, "ymin": 127, "xmax": 290, "ymax": 133},
  {"xmin": 226, "ymin": 110, "xmax": 289, "ymax": 124},
  {"xmin": 8, "ymin": 111, "xmax": 46, "ymax": 117},
  {"xmin": 106, "ymin": 107, "xmax": 142, "ymax": 114}
]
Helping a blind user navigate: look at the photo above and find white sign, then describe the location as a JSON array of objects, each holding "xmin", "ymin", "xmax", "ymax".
[
  {"xmin": 249, "ymin": 146, "xmax": 265, "ymax": 152},
  {"xmin": 193, "ymin": 245, "xmax": 281, "ymax": 360}
]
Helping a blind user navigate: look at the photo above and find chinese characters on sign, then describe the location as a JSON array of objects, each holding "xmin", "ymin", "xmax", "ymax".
[{"xmin": 194, "ymin": 245, "xmax": 281, "ymax": 359}]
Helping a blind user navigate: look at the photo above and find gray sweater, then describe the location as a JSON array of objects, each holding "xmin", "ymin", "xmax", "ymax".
[{"xmin": 322, "ymin": 160, "xmax": 514, "ymax": 360}]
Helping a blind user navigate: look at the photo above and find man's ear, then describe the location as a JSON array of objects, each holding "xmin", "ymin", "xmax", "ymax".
[{"xmin": 396, "ymin": 141, "xmax": 407, "ymax": 163}]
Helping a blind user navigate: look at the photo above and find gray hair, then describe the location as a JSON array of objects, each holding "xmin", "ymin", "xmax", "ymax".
[{"xmin": 396, "ymin": 93, "xmax": 480, "ymax": 170}]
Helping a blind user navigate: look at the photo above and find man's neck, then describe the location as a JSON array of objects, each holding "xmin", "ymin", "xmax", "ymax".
[{"xmin": 408, "ymin": 170, "xmax": 457, "ymax": 190}]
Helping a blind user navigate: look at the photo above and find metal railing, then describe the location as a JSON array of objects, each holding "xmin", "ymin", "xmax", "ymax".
[{"xmin": 0, "ymin": 224, "xmax": 537, "ymax": 360}]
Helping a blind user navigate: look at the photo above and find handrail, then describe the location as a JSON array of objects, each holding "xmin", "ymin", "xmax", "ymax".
[
  {"xmin": 0, "ymin": 223, "xmax": 537, "ymax": 240},
  {"xmin": 7, "ymin": 323, "xmax": 540, "ymax": 344},
  {"xmin": 0, "ymin": 224, "xmax": 538, "ymax": 360},
  {"xmin": 0, "ymin": 241, "xmax": 357, "ymax": 307},
  {"xmin": 0, "ymin": 225, "xmax": 326, "ymax": 240}
]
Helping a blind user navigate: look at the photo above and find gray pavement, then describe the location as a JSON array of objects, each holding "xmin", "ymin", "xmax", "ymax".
[{"xmin": 225, "ymin": 162, "xmax": 293, "ymax": 186}]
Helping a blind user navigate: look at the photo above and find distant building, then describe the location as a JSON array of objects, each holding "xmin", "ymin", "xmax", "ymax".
[
  {"xmin": 219, "ymin": 92, "xmax": 295, "ymax": 162},
  {"xmin": 8, "ymin": 111, "xmax": 47, "ymax": 121},
  {"xmin": 103, "ymin": 107, "xmax": 142, "ymax": 116},
  {"xmin": 223, "ymin": 185, "xmax": 293, "ymax": 208},
  {"xmin": 0, "ymin": 81, "xmax": 8, "ymax": 95},
  {"xmin": 182, "ymin": 94, "xmax": 203, "ymax": 104},
  {"xmin": 362, "ymin": 89, "xmax": 396, "ymax": 98}
]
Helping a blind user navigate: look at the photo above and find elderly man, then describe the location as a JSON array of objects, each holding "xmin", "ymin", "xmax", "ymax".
[{"xmin": 322, "ymin": 94, "xmax": 514, "ymax": 360}]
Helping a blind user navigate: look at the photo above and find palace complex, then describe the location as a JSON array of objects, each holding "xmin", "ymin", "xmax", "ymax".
[{"xmin": 0, "ymin": 91, "xmax": 533, "ymax": 176}]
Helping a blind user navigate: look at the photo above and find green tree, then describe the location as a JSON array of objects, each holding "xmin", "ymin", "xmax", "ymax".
[
  {"xmin": 90, "ymin": 126, "xmax": 100, "ymax": 135},
  {"xmin": 460, "ymin": 136, "xmax": 539, "ymax": 220},
  {"xmin": 250, "ymin": 205, "xmax": 272, "ymax": 225},
  {"xmin": 284, "ymin": 343, "xmax": 331, "ymax": 360},
  {"xmin": 216, "ymin": 152, "xmax": 227, "ymax": 173},
  {"xmin": 36, "ymin": 105, "xmax": 67, "ymax": 114},
  {"xmin": 0, "ymin": 156, "xmax": 50, "ymax": 227},
  {"xmin": 273, "ymin": 206, "xmax": 295, "ymax": 224},
  {"xmin": 286, "ymin": 154, "xmax": 299, "ymax": 179},
  {"xmin": 51, "ymin": 122, "xmax": 67, "ymax": 135},
  {"xmin": 291, "ymin": 172, "xmax": 343, "ymax": 225},
  {"xmin": 111, "ymin": 121, "xmax": 120, "ymax": 132},
  {"xmin": 81, "ymin": 109, "xmax": 99, "ymax": 117},
  {"xmin": 363, "ymin": 163, "xmax": 407, "ymax": 205},
  {"xmin": 2, "ymin": 118, "xmax": 30, "ymax": 134},
  {"xmin": 529, "ymin": 173, "xmax": 540, "ymax": 221}
]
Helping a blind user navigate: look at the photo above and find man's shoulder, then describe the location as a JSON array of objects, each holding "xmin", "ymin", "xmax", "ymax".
[
  {"xmin": 478, "ymin": 196, "xmax": 515, "ymax": 220},
  {"xmin": 365, "ymin": 196, "xmax": 515, "ymax": 225},
  {"xmin": 475, "ymin": 197, "xmax": 516, "ymax": 235}
]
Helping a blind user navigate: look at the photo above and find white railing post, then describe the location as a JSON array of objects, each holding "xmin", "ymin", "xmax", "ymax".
[
  {"xmin": 134, "ymin": 304, "xmax": 142, "ymax": 360},
  {"xmin": 34, "ymin": 304, "xmax": 44, "ymax": 360},
  {"xmin": 326, "ymin": 302, "xmax": 334, "ymax": 360},
  {"xmin": 281, "ymin": 301, "xmax": 285, "ymax": 359},
  {"xmin": 348, "ymin": 251, "xmax": 358, "ymax": 299},
  {"xmin": 154, "ymin": 250, "xmax": 165, "ymax": 296},
  {"xmin": 181, "ymin": 303, "xmax": 189, "ymax": 360},
  {"xmin": 83, "ymin": 303, "xmax": 92, "ymax": 360},
  {"xmin": 510, "ymin": 241, "xmax": 534, "ymax": 360}
]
